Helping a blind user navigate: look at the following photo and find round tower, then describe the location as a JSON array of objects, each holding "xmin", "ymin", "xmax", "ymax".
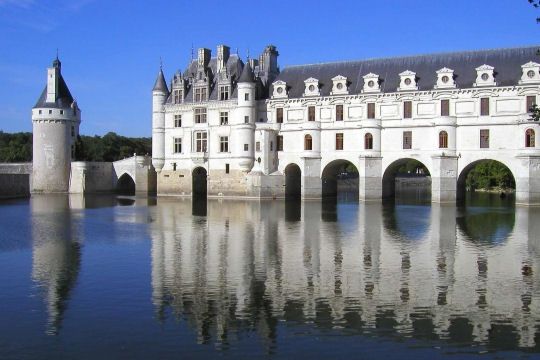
[
  {"xmin": 32, "ymin": 57, "xmax": 80, "ymax": 193},
  {"xmin": 235, "ymin": 61, "xmax": 256, "ymax": 171},
  {"xmin": 152, "ymin": 67, "xmax": 169, "ymax": 173}
]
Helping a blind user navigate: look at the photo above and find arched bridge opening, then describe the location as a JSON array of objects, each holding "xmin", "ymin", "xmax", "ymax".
[
  {"xmin": 285, "ymin": 163, "xmax": 302, "ymax": 200},
  {"xmin": 192, "ymin": 167, "xmax": 207, "ymax": 198},
  {"xmin": 382, "ymin": 158, "xmax": 431, "ymax": 203},
  {"xmin": 116, "ymin": 173, "xmax": 135, "ymax": 196},
  {"xmin": 457, "ymin": 159, "xmax": 516, "ymax": 205},
  {"xmin": 321, "ymin": 160, "xmax": 359, "ymax": 201}
]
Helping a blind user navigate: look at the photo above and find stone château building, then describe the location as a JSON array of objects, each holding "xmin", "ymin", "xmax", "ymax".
[{"xmin": 152, "ymin": 44, "xmax": 540, "ymax": 205}]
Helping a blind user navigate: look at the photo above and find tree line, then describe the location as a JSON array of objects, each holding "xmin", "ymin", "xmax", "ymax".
[{"xmin": 0, "ymin": 131, "xmax": 151, "ymax": 163}]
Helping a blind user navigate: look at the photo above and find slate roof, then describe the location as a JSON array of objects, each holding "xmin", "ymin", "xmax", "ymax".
[
  {"xmin": 273, "ymin": 46, "xmax": 540, "ymax": 98},
  {"xmin": 238, "ymin": 61, "xmax": 255, "ymax": 83},
  {"xmin": 153, "ymin": 69, "xmax": 169, "ymax": 93},
  {"xmin": 170, "ymin": 54, "xmax": 243, "ymax": 104},
  {"xmin": 33, "ymin": 73, "xmax": 74, "ymax": 109}
]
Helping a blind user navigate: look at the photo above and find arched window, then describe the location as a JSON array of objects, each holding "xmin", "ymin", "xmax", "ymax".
[
  {"xmin": 364, "ymin": 133, "xmax": 373, "ymax": 149},
  {"xmin": 304, "ymin": 134, "xmax": 313, "ymax": 151},
  {"xmin": 526, "ymin": 129, "xmax": 536, "ymax": 148},
  {"xmin": 439, "ymin": 131, "xmax": 448, "ymax": 149}
]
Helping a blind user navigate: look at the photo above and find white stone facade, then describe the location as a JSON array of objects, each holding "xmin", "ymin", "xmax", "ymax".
[{"xmin": 153, "ymin": 45, "xmax": 540, "ymax": 205}]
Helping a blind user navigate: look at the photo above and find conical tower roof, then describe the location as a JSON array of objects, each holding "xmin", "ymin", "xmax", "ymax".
[
  {"xmin": 238, "ymin": 61, "xmax": 255, "ymax": 83},
  {"xmin": 153, "ymin": 68, "xmax": 169, "ymax": 94}
]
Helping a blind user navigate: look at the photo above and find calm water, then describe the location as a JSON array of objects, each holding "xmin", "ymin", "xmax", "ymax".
[{"xmin": 1, "ymin": 193, "xmax": 540, "ymax": 359}]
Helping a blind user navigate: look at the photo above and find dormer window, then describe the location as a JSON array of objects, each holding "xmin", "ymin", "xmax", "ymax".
[
  {"xmin": 474, "ymin": 64, "xmax": 496, "ymax": 87},
  {"xmin": 194, "ymin": 87, "xmax": 207, "ymax": 102},
  {"xmin": 219, "ymin": 85, "xmax": 230, "ymax": 100},
  {"xmin": 520, "ymin": 62, "xmax": 540, "ymax": 84},
  {"xmin": 304, "ymin": 78, "xmax": 320, "ymax": 97},
  {"xmin": 435, "ymin": 67, "xmax": 456, "ymax": 89},
  {"xmin": 173, "ymin": 89, "xmax": 183, "ymax": 104},
  {"xmin": 363, "ymin": 73, "xmax": 380, "ymax": 93},
  {"xmin": 398, "ymin": 70, "xmax": 418, "ymax": 91},
  {"xmin": 272, "ymin": 80, "xmax": 288, "ymax": 98},
  {"xmin": 331, "ymin": 75, "xmax": 348, "ymax": 95}
]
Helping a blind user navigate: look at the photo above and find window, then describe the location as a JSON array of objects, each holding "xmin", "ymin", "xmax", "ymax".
[
  {"xmin": 276, "ymin": 108, "xmax": 283, "ymax": 123},
  {"xmin": 527, "ymin": 96, "xmax": 537, "ymax": 113},
  {"xmin": 49, "ymin": 110, "xmax": 52, "ymax": 114},
  {"xmin": 336, "ymin": 105, "xmax": 344, "ymax": 121},
  {"xmin": 270, "ymin": 141, "xmax": 273, "ymax": 151},
  {"xmin": 441, "ymin": 99, "xmax": 450, "ymax": 116},
  {"xmin": 71, "ymin": 126, "xmax": 75, "ymax": 137},
  {"xmin": 174, "ymin": 115, "xmax": 182, "ymax": 127},
  {"xmin": 220, "ymin": 136, "xmax": 229, "ymax": 152},
  {"xmin": 194, "ymin": 108, "xmax": 207, "ymax": 123},
  {"xmin": 403, "ymin": 101, "xmax": 412, "ymax": 118},
  {"xmin": 480, "ymin": 98, "xmax": 489, "ymax": 116},
  {"xmin": 220, "ymin": 112, "xmax": 228, "ymax": 125},
  {"xmin": 308, "ymin": 106, "xmax": 315, "ymax": 121},
  {"xmin": 225, "ymin": 164, "xmax": 230, "ymax": 174},
  {"xmin": 38, "ymin": 110, "xmax": 42, "ymax": 114},
  {"xmin": 256, "ymin": 141, "xmax": 261, "ymax": 152},
  {"xmin": 194, "ymin": 87, "xmax": 207, "ymax": 102},
  {"xmin": 526, "ymin": 129, "xmax": 535, "ymax": 147},
  {"xmin": 364, "ymin": 133, "xmax": 373, "ymax": 149},
  {"xmin": 367, "ymin": 103, "xmax": 375, "ymax": 119},
  {"xmin": 173, "ymin": 163, "xmax": 177, "ymax": 171},
  {"xmin": 439, "ymin": 131, "xmax": 448, "ymax": 148},
  {"xmin": 245, "ymin": 93, "xmax": 250, "ymax": 101},
  {"xmin": 244, "ymin": 144, "xmax": 249, "ymax": 151},
  {"xmin": 60, "ymin": 110, "xmax": 64, "ymax": 115},
  {"xmin": 173, "ymin": 89, "xmax": 183, "ymax": 104},
  {"xmin": 244, "ymin": 116, "xmax": 249, "ymax": 124},
  {"xmin": 276, "ymin": 135, "xmax": 283, "ymax": 151},
  {"xmin": 304, "ymin": 134, "xmax": 312, "ymax": 150},
  {"xmin": 174, "ymin": 137, "xmax": 182, "ymax": 153},
  {"xmin": 403, "ymin": 131, "xmax": 412, "ymax": 149},
  {"xmin": 195, "ymin": 132, "xmax": 207, "ymax": 152},
  {"xmin": 336, "ymin": 133, "xmax": 344, "ymax": 150},
  {"xmin": 219, "ymin": 86, "xmax": 230, "ymax": 101},
  {"xmin": 480, "ymin": 129, "xmax": 489, "ymax": 148}
]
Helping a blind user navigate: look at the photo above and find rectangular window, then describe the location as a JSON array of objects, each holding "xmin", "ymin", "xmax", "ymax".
[
  {"xmin": 308, "ymin": 106, "xmax": 315, "ymax": 121},
  {"xmin": 195, "ymin": 87, "xmax": 207, "ymax": 102},
  {"xmin": 276, "ymin": 108, "xmax": 283, "ymax": 123},
  {"xmin": 527, "ymin": 95, "xmax": 537, "ymax": 113},
  {"xmin": 245, "ymin": 93, "xmax": 250, "ymax": 101},
  {"xmin": 336, "ymin": 105, "xmax": 344, "ymax": 121},
  {"xmin": 194, "ymin": 108, "xmax": 207, "ymax": 123},
  {"xmin": 60, "ymin": 110, "xmax": 64, "ymax": 115},
  {"xmin": 49, "ymin": 110, "xmax": 52, "ymax": 115},
  {"xmin": 270, "ymin": 141, "xmax": 273, "ymax": 151},
  {"xmin": 219, "ymin": 86, "xmax": 229, "ymax": 101},
  {"xmin": 220, "ymin": 136, "xmax": 229, "ymax": 153},
  {"xmin": 480, "ymin": 98, "xmax": 490, "ymax": 116},
  {"xmin": 244, "ymin": 116, "xmax": 249, "ymax": 124},
  {"xmin": 367, "ymin": 103, "xmax": 375, "ymax": 119},
  {"xmin": 336, "ymin": 133, "xmax": 344, "ymax": 150},
  {"xmin": 480, "ymin": 129, "xmax": 490, "ymax": 148},
  {"xmin": 174, "ymin": 137, "xmax": 182, "ymax": 153},
  {"xmin": 403, "ymin": 131, "xmax": 412, "ymax": 149},
  {"xmin": 174, "ymin": 114, "xmax": 182, "ymax": 127},
  {"xmin": 225, "ymin": 164, "xmax": 230, "ymax": 174},
  {"xmin": 71, "ymin": 126, "xmax": 75, "ymax": 137},
  {"xmin": 244, "ymin": 144, "xmax": 249, "ymax": 151},
  {"xmin": 256, "ymin": 141, "xmax": 261, "ymax": 152},
  {"xmin": 38, "ymin": 110, "xmax": 42, "ymax": 114},
  {"xmin": 173, "ymin": 89, "xmax": 183, "ymax": 104},
  {"xmin": 403, "ymin": 101, "xmax": 412, "ymax": 118},
  {"xmin": 441, "ymin": 99, "xmax": 450, "ymax": 116},
  {"xmin": 220, "ymin": 112, "xmax": 228, "ymax": 125},
  {"xmin": 276, "ymin": 135, "xmax": 283, "ymax": 151},
  {"xmin": 195, "ymin": 132, "xmax": 207, "ymax": 152}
]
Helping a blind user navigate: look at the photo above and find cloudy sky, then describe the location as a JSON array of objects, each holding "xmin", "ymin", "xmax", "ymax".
[{"xmin": 0, "ymin": 0, "xmax": 538, "ymax": 137}]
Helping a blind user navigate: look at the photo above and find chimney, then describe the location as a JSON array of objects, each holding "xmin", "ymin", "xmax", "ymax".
[
  {"xmin": 197, "ymin": 48, "xmax": 211, "ymax": 69},
  {"xmin": 217, "ymin": 45, "xmax": 230, "ymax": 73}
]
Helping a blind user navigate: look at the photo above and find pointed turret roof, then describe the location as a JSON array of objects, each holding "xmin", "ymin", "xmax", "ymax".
[
  {"xmin": 153, "ymin": 68, "xmax": 169, "ymax": 93},
  {"xmin": 238, "ymin": 61, "xmax": 255, "ymax": 83},
  {"xmin": 33, "ymin": 58, "xmax": 74, "ymax": 109}
]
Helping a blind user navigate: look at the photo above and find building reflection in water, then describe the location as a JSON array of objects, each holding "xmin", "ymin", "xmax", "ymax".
[{"xmin": 150, "ymin": 198, "xmax": 540, "ymax": 351}]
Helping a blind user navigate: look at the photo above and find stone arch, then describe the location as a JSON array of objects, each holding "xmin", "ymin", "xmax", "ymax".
[
  {"xmin": 456, "ymin": 159, "xmax": 516, "ymax": 202},
  {"xmin": 382, "ymin": 158, "xmax": 431, "ymax": 200},
  {"xmin": 116, "ymin": 173, "xmax": 135, "ymax": 195},
  {"xmin": 192, "ymin": 166, "xmax": 207, "ymax": 197},
  {"xmin": 321, "ymin": 159, "xmax": 359, "ymax": 199},
  {"xmin": 284, "ymin": 163, "xmax": 301, "ymax": 199}
]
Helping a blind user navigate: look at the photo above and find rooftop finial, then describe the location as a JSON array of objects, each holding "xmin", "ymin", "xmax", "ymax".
[
  {"xmin": 191, "ymin": 43, "xmax": 194, "ymax": 61},
  {"xmin": 56, "ymin": 48, "xmax": 59, "ymax": 60},
  {"xmin": 247, "ymin": 47, "xmax": 250, "ymax": 61},
  {"xmin": 160, "ymin": 56, "xmax": 163, "ymax": 71}
]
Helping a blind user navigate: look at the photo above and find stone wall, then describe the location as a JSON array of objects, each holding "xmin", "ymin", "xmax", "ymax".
[{"xmin": 0, "ymin": 163, "xmax": 32, "ymax": 199}]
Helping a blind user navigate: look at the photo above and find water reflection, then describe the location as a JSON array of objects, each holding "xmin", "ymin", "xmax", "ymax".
[{"xmin": 150, "ymin": 197, "xmax": 540, "ymax": 352}]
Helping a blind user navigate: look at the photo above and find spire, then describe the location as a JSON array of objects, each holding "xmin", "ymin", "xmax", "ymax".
[
  {"xmin": 153, "ymin": 66, "xmax": 169, "ymax": 94},
  {"xmin": 52, "ymin": 49, "xmax": 61, "ymax": 69},
  {"xmin": 238, "ymin": 60, "xmax": 255, "ymax": 83}
]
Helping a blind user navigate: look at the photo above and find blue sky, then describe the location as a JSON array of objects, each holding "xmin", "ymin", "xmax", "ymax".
[{"xmin": 0, "ymin": 0, "xmax": 538, "ymax": 137}]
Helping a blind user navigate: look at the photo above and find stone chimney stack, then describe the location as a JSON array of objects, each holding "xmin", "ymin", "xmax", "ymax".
[
  {"xmin": 197, "ymin": 48, "xmax": 211, "ymax": 69},
  {"xmin": 217, "ymin": 45, "xmax": 230, "ymax": 73}
]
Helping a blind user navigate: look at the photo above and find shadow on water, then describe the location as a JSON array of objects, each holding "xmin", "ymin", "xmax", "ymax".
[{"xmin": 192, "ymin": 196, "xmax": 207, "ymax": 217}]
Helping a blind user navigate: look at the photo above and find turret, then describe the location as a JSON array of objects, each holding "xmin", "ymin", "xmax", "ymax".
[
  {"xmin": 32, "ymin": 57, "xmax": 80, "ymax": 193},
  {"xmin": 152, "ymin": 66, "xmax": 169, "ymax": 173},
  {"xmin": 235, "ymin": 61, "xmax": 256, "ymax": 172}
]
